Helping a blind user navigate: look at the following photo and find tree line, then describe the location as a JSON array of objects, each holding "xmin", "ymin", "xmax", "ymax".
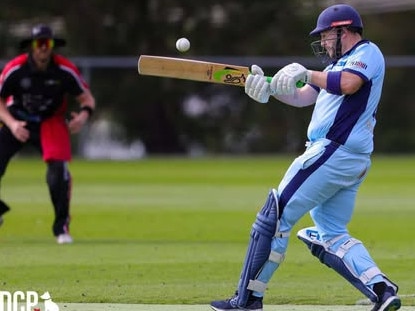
[{"xmin": 0, "ymin": 0, "xmax": 414, "ymax": 154}]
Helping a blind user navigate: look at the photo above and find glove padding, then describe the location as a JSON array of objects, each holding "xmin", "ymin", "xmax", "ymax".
[
  {"xmin": 270, "ymin": 63, "xmax": 310, "ymax": 95},
  {"xmin": 245, "ymin": 65, "xmax": 271, "ymax": 103}
]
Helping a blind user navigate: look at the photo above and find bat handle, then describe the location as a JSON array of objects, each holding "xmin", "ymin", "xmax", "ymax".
[{"xmin": 265, "ymin": 76, "xmax": 305, "ymax": 88}]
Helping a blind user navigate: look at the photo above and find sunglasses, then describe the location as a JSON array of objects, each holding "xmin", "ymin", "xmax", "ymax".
[{"xmin": 32, "ymin": 38, "xmax": 55, "ymax": 49}]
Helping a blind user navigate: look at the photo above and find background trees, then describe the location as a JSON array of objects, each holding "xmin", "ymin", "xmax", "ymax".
[{"xmin": 0, "ymin": 0, "xmax": 414, "ymax": 155}]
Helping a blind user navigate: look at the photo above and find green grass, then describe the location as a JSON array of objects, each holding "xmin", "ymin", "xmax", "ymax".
[{"xmin": 0, "ymin": 155, "xmax": 414, "ymax": 306}]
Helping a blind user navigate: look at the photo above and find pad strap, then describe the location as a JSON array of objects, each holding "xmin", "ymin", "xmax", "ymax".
[
  {"xmin": 247, "ymin": 280, "xmax": 267, "ymax": 293},
  {"xmin": 335, "ymin": 238, "xmax": 361, "ymax": 258},
  {"xmin": 275, "ymin": 230, "xmax": 290, "ymax": 238},
  {"xmin": 360, "ymin": 267, "xmax": 383, "ymax": 284},
  {"xmin": 269, "ymin": 250, "xmax": 285, "ymax": 263}
]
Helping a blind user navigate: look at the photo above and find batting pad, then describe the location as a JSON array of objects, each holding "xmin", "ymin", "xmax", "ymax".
[
  {"xmin": 236, "ymin": 189, "xmax": 280, "ymax": 307},
  {"xmin": 297, "ymin": 227, "xmax": 382, "ymax": 303}
]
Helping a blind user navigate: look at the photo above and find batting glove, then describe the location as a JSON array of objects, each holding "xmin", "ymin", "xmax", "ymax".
[
  {"xmin": 270, "ymin": 63, "xmax": 311, "ymax": 95},
  {"xmin": 245, "ymin": 65, "xmax": 271, "ymax": 103}
]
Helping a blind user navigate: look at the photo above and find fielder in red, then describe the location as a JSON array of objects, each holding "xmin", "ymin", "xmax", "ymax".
[{"xmin": 0, "ymin": 24, "xmax": 96, "ymax": 244}]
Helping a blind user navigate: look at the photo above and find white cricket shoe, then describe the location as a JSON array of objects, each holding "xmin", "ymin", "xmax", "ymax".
[{"xmin": 56, "ymin": 233, "xmax": 73, "ymax": 244}]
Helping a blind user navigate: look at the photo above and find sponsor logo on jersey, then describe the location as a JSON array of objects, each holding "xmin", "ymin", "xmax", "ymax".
[{"xmin": 349, "ymin": 60, "xmax": 368, "ymax": 70}]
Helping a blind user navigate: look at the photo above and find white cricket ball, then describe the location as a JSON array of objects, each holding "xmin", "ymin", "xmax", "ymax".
[{"xmin": 176, "ymin": 37, "xmax": 190, "ymax": 52}]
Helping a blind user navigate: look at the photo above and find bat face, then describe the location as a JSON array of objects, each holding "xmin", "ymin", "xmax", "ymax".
[{"xmin": 138, "ymin": 55, "xmax": 250, "ymax": 87}]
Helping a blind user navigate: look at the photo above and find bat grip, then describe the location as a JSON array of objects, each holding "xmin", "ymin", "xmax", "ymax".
[{"xmin": 265, "ymin": 76, "xmax": 305, "ymax": 88}]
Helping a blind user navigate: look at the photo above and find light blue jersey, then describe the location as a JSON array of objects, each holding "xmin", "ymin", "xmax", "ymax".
[
  {"xmin": 250, "ymin": 40, "xmax": 390, "ymax": 300},
  {"xmin": 227, "ymin": 5, "xmax": 401, "ymax": 308},
  {"xmin": 307, "ymin": 40, "xmax": 385, "ymax": 154}
]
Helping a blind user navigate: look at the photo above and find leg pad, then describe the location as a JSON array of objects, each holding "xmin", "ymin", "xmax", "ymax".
[
  {"xmin": 297, "ymin": 227, "xmax": 381, "ymax": 303},
  {"xmin": 236, "ymin": 189, "xmax": 282, "ymax": 307}
]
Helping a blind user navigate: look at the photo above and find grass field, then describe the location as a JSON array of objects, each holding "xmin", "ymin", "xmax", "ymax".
[{"xmin": 0, "ymin": 155, "xmax": 414, "ymax": 309}]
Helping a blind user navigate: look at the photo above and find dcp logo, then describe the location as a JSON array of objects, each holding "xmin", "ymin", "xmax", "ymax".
[{"xmin": 0, "ymin": 291, "xmax": 59, "ymax": 311}]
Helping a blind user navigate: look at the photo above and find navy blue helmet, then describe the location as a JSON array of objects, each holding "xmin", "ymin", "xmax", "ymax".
[{"xmin": 310, "ymin": 4, "xmax": 363, "ymax": 36}]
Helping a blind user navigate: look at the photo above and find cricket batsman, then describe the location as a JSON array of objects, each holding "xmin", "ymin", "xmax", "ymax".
[{"xmin": 211, "ymin": 4, "xmax": 400, "ymax": 311}]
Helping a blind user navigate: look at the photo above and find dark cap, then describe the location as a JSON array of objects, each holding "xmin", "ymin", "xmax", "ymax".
[{"xmin": 19, "ymin": 24, "xmax": 66, "ymax": 49}]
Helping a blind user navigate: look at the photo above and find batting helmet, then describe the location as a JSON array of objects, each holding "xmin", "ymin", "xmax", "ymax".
[{"xmin": 310, "ymin": 4, "xmax": 363, "ymax": 36}]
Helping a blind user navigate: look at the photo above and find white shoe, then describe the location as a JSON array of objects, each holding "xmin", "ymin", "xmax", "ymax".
[{"xmin": 56, "ymin": 233, "xmax": 73, "ymax": 244}]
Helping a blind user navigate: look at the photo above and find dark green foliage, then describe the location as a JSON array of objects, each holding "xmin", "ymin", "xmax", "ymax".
[{"xmin": 0, "ymin": 1, "xmax": 414, "ymax": 154}]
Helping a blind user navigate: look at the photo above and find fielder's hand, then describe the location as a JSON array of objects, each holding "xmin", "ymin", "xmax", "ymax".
[
  {"xmin": 270, "ymin": 63, "xmax": 311, "ymax": 95},
  {"xmin": 68, "ymin": 111, "xmax": 88, "ymax": 134},
  {"xmin": 245, "ymin": 65, "xmax": 271, "ymax": 103},
  {"xmin": 10, "ymin": 120, "xmax": 29, "ymax": 142}
]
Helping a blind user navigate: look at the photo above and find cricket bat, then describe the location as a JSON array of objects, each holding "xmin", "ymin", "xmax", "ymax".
[{"xmin": 137, "ymin": 55, "xmax": 272, "ymax": 87}]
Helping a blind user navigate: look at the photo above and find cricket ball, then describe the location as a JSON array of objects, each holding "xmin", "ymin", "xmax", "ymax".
[{"xmin": 176, "ymin": 37, "xmax": 190, "ymax": 52}]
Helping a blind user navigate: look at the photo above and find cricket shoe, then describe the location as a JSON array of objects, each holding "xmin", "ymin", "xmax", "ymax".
[
  {"xmin": 371, "ymin": 284, "xmax": 401, "ymax": 311},
  {"xmin": 56, "ymin": 233, "xmax": 73, "ymax": 244},
  {"xmin": 210, "ymin": 294, "xmax": 263, "ymax": 311},
  {"xmin": 0, "ymin": 200, "xmax": 10, "ymax": 227}
]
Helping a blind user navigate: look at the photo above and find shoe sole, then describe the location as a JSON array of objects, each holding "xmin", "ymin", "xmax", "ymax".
[
  {"xmin": 210, "ymin": 306, "xmax": 235, "ymax": 311},
  {"xmin": 57, "ymin": 239, "xmax": 73, "ymax": 244},
  {"xmin": 378, "ymin": 296, "xmax": 401, "ymax": 311},
  {"xmin": 210, "ymin": 305, "xmax": 262, "ymax": 311}
]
